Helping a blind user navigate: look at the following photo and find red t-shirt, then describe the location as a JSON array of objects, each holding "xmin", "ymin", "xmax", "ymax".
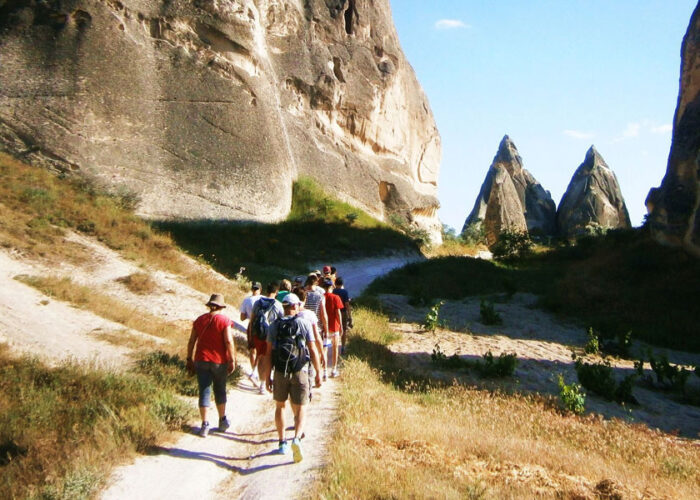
[
  {"xmin": 324, "ymin": 293, "xmax": 344, "ymax": 332},
  {"xmin": 193, "ymin": 313, "xmax": 233, "ymax": 364}
]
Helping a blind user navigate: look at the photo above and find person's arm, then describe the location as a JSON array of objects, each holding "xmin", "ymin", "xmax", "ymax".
[
  {"xmin": 264, "ymin": 341, "xmax": 273, "ymax": 391},
  {"xmin": 186, "ymin": 326, "xmax": 197, "ymax": 361},
  {"xmin": 307, "ymin": 339, "xmax": 322, "ymax": 387},
  {"xmin": 312, "ymin": 324, "xmax": 324, "ymax": 377},
  {"xmin": 224, "ymin": 325, "xmax": 236, "ymax": 373},
  {"xmin": 320, "ymin": 296, "xmax": 329, "ymax": 334}
]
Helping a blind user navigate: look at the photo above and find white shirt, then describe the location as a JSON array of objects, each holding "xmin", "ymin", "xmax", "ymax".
[{"xmin": 240, "ymin": 294, "xmax": 262, "ymax": 319}]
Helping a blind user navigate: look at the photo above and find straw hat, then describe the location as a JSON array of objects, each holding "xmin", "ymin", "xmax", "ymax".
[{"xmin": 205, "ymin": 294, "xmax": 226, "ymax": 308}]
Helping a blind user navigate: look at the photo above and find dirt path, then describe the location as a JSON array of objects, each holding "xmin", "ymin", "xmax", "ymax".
[
  {"xmin": 102, "ymin": 363, "xmax": 339, "ymax": 500},
  {"xmin": 312, "ymin": 252, "xmax": 424, "ymax": 296}
]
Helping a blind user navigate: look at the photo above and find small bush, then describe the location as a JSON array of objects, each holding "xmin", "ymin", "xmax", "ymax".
[
  {"xmin": 476, "ymin": 351, "xmax": 518, "ymax": 378},
  {"xmin": 601, "ymin": 330, "xmax": 634, "ymax": 358},
  {"xmin": 648, "ymin": 350, "xmax": 692, "ymax": 392},
  {"xmin": 480, "ymin": 299, "xmax": 502, "ymax": 325},
  {"xmin": 431, "ymin": 345, "xmax": 517, "ymax": 378},
  {"xmin": 574, "ymin": 358, "xmax": 637, "ymax": 404},
  {"xmin": 461, "ymin": 220, "xmax": 487, "ymax": 246},
  {"xmin": 422, "ymin": 301, "xmax": 444, "ymax": 332},
  {"xmin": 115, "ymin": 272, "xmax": 157, "ymax": 295},
  {"xmin": 491, "ymin": 230, "xmax": 533, "ymax": 260},
  {"xmin": 557, "ymin": 374, "xmax": 586, "ymax": 414},
  {"xmin": 584, "ymin": 327, "xmax": 600, "ymax": 355}
]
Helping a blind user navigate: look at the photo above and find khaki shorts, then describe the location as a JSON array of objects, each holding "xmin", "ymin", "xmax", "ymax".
[{"xmin": 273, "ymin": 369, "xmax": 310, "ymax": 406}]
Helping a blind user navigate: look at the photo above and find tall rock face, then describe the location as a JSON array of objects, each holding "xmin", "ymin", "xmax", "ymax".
[
  {"xmin": 557, "ymin": 146, "xmax": 631, "ymax": 237},
  {"xmin": 646, "ymin": 4, "xmax": 700, "ymax": 257},
  {"xmin": 0, "ymin": 0, "xmax": 442, "ymax": 242},
  {"xmin": 462, "ymin": 135, "xmax": 555, "ymax": 243}
]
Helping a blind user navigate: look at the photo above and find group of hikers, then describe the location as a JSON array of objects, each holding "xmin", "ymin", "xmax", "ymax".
[{"xmin": 186, "ymin": 266, "xmax": 353, "ymax": 464}]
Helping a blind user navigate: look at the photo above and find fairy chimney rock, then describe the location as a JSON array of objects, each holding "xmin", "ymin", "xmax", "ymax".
[
  {"xmin": 463, "ymin": 135, "xmax": 556, "ymax": 242},
  {"xmin": 557, "ymin": 146, "xmax": 631, "ymax": 237}
]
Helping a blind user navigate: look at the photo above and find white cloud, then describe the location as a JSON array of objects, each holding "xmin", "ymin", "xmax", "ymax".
[
  {"xmin": 563, "ymin": 129, "xmax": 595, "ymax": 140},
  {"xmin": 622, "ymin": 122, "xmax": 642, "ymax": 139},
  {"xmin": 435, "ymin": 19, "xmax": 469, "ymax": 30},
  {"xmin": 651, "ymin": 124, "xmax": 673, "ymax": 134}
]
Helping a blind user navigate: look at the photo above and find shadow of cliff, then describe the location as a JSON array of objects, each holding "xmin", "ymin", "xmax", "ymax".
[{"xmin": 153, "ymin": 218, "xmax": 419, "ymax": 284}]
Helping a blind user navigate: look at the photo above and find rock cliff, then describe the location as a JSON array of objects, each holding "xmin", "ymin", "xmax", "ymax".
[
  {"xmin": 557, "ymin": 146, "xmax": 631, "ymax": 238},
  {"xmin": 462, "ymin": 135, "xmax": 555, "ymax": 243},
  {"xmin": 645, "ymin": 4, "xmax": 700, "ymax": 257},
  {"xmin": 0, "ymin": 0, "xmax": 442, "ymax": 242}
]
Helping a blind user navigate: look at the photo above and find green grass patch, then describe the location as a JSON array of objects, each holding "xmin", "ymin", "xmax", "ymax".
[{"xmin": 0, "ymin": 346, "xmax": 194, "ymax": 500}]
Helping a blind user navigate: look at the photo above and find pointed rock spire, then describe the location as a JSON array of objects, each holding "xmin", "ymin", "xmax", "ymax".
[
  {"xmin": 463, "ymin": 135, "xmax": 556, "ymax": 243},
  {"xmin": 557, "ymin": 146, "xmax": 631, "ymax": 237}
]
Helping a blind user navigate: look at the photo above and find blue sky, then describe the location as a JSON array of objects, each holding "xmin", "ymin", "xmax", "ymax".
[{"xmin": 391, "ymin": 1, "xmax": 697, "ymax": 231}]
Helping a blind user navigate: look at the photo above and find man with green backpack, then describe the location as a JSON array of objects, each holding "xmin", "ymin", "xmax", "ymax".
[{"xmin": 264, "ymin": 293, "xmax": 322, "ymax": 463}]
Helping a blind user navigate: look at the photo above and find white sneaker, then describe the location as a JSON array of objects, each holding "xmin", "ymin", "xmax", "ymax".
[
  {"xmin": 247, "ymin": 371, "xmax": 260, "ymax": 387},
  {"xmin": 331, "ymin": 369, "xmax": 339, "ymax": 378},
  {"xmin": 258, "ymin": 385, "xmax": 267, "ymax": 395}
]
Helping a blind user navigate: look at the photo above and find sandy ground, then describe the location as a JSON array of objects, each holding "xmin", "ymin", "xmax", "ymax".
[{"xmin": 379, "ymin": 293, "xmax": 700, "ymax": 439}]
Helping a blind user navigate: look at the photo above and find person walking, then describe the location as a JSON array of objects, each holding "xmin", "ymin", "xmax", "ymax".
[
  {"xmin": 295, "ymin": 288, "xmax": 324, "ymax": 385},
  {"xmin": 186, "ymin": 293, "xmax": 237, "ymax": 438},
  {"xmin": 264, "ymin": 293, "xmax": 322, "ymax": 463},
  {"xmin": 240, "ymin": 282, "xmax": 262, "ymax": 385},
  {"xmin": 333, "ymin": 276, "xmax": 353, "ymax": 354},
  {"xmin": 248, "ymin": 282, "xmax": 284, "ymax": 395},
  {"xmin": 303, "ymin": 274, "xmax": 328, "ymax": 379},
  {"xmin": 322, "ymin": 278, "xmax": 344, "ymax": 377}
]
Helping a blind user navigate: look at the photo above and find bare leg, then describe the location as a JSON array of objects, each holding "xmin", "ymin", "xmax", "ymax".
[
  {"xmin": 291, "ymin": 403, "xmax": 306, "ymax": 440},
  {"xmin": 331, "ymin": 335, "xmax": 339, "ymax": 371},
  {"xmin": 216, "ymin": 403, "xmax": 226, "ymax": 419},
  {"xmin": 275, "ymin": 401, "xmax": 286, "ymax": 442}
]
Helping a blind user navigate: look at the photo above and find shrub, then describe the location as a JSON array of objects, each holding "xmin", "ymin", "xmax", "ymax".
[
  {"xmin": 430, "ymin": 345, "xmax": 517, "ymax": 378},
  {"xmin": 422, "ymin": 301, "xmax": 444, "ymax": 332},
  {"xmin": 461, "ymin": 219, "xmax": 487, "ymax": 246},
  {"xmin": 115, "ymin": 272, "xmax": 157, "ymax": 295},
  {"xmin": 557, "ymin": 374, "xmax": 586, "ymax": 414},
  {"xmin": 584, "ymin": 327, "xmax": 600, "ymax": 355},
  {"xmin": 491, "ymin": 230, "xmax": 533, "ymax": 260},
  {"xmin": 476, "ymin": 351, "xmax": 518, "ymax": 378},
  {"xmin": 480, "ymin": 299, "xmax": 502, "ymax": 325},
  {"xmin": 648, "ymin": 350, "xmax": 692, "ymax": 393},
  {"xmin": 601, "ymin": 330, "xmax": 634, "ymax": 358},
  {"xmin": 574, "ymin": 358, "xmax": 637, "ymax": 404}
]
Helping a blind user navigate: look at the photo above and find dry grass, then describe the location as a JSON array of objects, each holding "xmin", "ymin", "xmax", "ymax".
[
  {"xmin": 0, "ymin": 152, "xmax": 246, "ymax": 306},
  {"xmin": 425, "ymin": 239, "xmax": 488, "ymax": 258},
  {"xmin": 315, "ymin": 309, "xmax": 700, "ymax": 499},
  {"xmin": 115, "ymin": 272, "xmax": 158, "ymax": 295},
  {"xmin": 15, "ymin": 274, "xmax": 189, "ymax": 348},
  {"xmin": 0, "ymin": 344, "xmax": 193, "ymax": 500}
]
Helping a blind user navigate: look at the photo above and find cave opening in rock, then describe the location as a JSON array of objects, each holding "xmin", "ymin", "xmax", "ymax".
[{"xmin": 344, "ymin": 0, "xmax": 356, "ymax": 35}]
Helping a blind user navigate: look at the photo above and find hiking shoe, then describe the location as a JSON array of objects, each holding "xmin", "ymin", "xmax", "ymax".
[
  {"xmin": 323, "ymin": 369, "xmax": 327, "ymax": 382},
  {"xmin": 331, "ymin": 369, "xmax": 339, "ymax": 378},
  {"xmin": 258, "ymin": 385, "xmax": 267, "ymax": 396},
  {"xmin": 291, "ymin": 438, "xmax": 303, "ymax": 463},
  {"xmin": 277, "ymin": 440, "xmax": 289, "ymax": 455},
  {"xmin": 247, "ymin": 371, "xmax": 259, "ymax": 387},
  {"xmin": 198, "ymin": 421, "xmax": 210, "ymax": 438},
  {"xmin": 218, "ymin": 416, "xmax": 230, "ymax": 432}
]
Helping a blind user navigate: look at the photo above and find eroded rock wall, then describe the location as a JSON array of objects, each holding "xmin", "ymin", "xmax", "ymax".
[
  {"xmin": 646, "ymin": 3, "xmax": 700, "ymax": 257},
  {"xmin": 0, "ymin": 0, "xmax": 442, "ymax": 241}
]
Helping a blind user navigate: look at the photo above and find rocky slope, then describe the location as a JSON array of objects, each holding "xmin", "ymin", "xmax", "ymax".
[
  {"xmin": 646, "ymin": 3, "xmax": 700, "ymax": 257},
  {"xmin": 557, "ymin": 146, "xmax": 631, "ymax": 238},
  {"xmin": 462, "ymin": 135, "xmax": 555, "ymax": 243},
  {"xmin": 0, "ymin": 0, "xmax": 442, "ymax": 242}
]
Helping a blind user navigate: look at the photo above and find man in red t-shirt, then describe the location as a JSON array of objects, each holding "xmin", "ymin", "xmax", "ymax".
[{"xmin": 321, "ymin": 279, "xmax": 344, "ymax": 377}]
